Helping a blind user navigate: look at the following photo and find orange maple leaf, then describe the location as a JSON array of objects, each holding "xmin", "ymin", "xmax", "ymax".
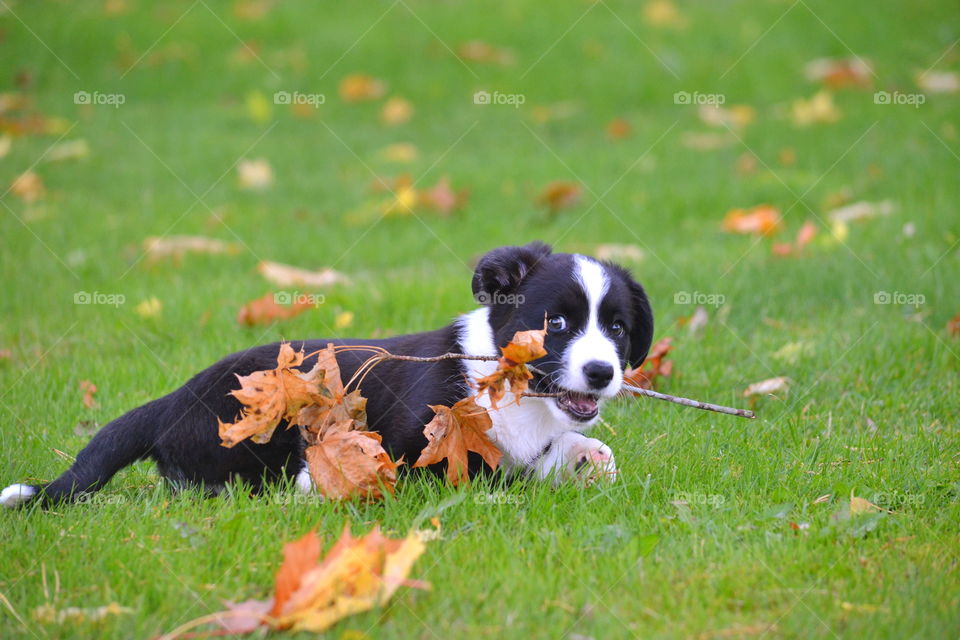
[
  {"xmin": 537, "ymin": 181, "xmax": 581, "ymax": 213},
  {"xmin": 722, "ymin": 205, "xmax": 782, "ymax": 236},
  {"xmin": 218, "ymin": 343, "xmax": 331, "ymax": 447},
  {"xmin": 623, "ymin": 337, "xmax": 674, "ymax": 391},
  {"xmin": 475, "ymin": 325, "xmax": 548, "ymax": 407},
  {"xmin": 305, "ymin": 431, "xmax": 401, "ymax": 501},
  {"xmin": 236, "ymin": 292, "xmax": 314, "ymax": 326},
  {"xmin": 295, "ymin": 344, "xmax": 368, "ymax": 442},
  {"xmin": 413, "ymin": 397, "xmax": 501, "ymax": 485}
]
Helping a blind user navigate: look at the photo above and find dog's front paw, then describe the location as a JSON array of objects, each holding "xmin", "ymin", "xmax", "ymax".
[{"xmin": 533, "ymin": 432, "xmax": 618, "ymax": 484}]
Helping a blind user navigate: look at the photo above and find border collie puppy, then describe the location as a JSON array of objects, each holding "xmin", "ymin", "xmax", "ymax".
[{"xmin": 1, "ymin": 242, "xmax": 653, "ymax": 508}]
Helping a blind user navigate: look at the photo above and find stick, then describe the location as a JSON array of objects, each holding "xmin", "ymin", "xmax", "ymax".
[{"xmin": 621, "ymin": 384, "xmax": 755, "ymax": 419}]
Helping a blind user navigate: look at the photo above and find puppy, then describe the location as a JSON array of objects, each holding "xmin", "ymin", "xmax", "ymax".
[{"xmin": 1, "ymin": 242, "xmax": 653, "ymax": 508}]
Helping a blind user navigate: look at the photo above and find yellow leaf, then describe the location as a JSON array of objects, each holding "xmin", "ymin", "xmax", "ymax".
[
  {"xmin": 850, "ymin": 494, "xmax": 882, "ymax": 515},
  {"xmin": 246, "ymin": 90, "xmax": 273, "ymax": 123},
  {"xmin": 135, "ymin": 297, "xmax": 162, "ymax": 318}
]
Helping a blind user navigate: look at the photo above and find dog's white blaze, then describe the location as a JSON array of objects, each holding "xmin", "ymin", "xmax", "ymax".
[
  {"xmin": 564, "ymin": 257, "xmax": 622, "ymax": 396},
  {"xmin": 458, "ymin": 308, "xmax": 582, "ymax": 468},
  {"xmin": 1, "ymin": 483, "xmax": 36, "ymax": 508}
]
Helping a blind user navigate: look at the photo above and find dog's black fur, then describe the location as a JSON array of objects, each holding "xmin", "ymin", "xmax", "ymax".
[{"xmin": 4, "ymin": 242, "xmax": 653, "ymax": 507}]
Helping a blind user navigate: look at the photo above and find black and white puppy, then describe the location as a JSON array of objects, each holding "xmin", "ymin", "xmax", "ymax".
[{"xmin": 1, "ymin": 242, "xmax": 653, "ymax": 508}]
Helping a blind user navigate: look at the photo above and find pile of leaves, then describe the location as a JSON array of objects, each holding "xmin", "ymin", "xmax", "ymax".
[{"xmin": 217, "ymin": 325, "xmax": 548, "ymax": 496}]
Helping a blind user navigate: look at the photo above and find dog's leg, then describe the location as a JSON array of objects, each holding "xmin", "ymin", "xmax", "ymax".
[{"xmin": 531, "ymin": 431, "xmax": 617, "ymax": 484}]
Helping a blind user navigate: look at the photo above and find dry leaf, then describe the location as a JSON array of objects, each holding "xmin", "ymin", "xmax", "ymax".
[
  {"xmin": 594, "ymin": 243, "xmax": 644, "ymax": 263},
  {"xmin": 79, "ymin": 380, "xmax": 98, "ymax": 409},
  {"xmin": 236, "ymin": 292, "xmax": 314, "ymax": 326},
  {"xmin": 380, "ymin": 96, "xmax": 413, "ymax": 125},
  {"xmin": 685, "ymin": 306, "xmax": 709, "ymax": 335},
  {"xmin": 218, "ymin": 342, "xmax": 331, "ymax": 447},
  {"xmin": 294, "ymin": 344, "xmax": 368, "ymax": 441},
  {"xmin": 804, "ymin": 57, "xmax": 873, "ymax": 89},
  {"xmin": 10, "ymin": 170, "xmax": 44, "ymax": 203},
  {"xmin": 143, "ymin": 235, "xmax": 238, "ymax": 262},
  {"xmin": 850, "ymin": 494, "xmax": 883, "ymax": 515},
  {"xmin": 46, "ymin": 139, "xmax": 90, "ymax": 162},
  {"xmin": 722, "ymin": 205, "xmax": 783, "ymax": 236},
  {"xmin": 915, "ymin": 70, "xmax": 960, "ymax": 94},
  {"xmin": 237, "ymin": 158, "xmax": 273, "ymax": 190},
  {"xmin": 257, "ymin": 260, "xmax": 349, "ymax": 288},
  {"xmin": 772, "ymin": 220, "xmax": 817, "ymax": 256},
  {"xmin": 377, "ymin": 143, "xmax": 418, "ymax": 163},
  {"xmin": 339, "ymin": 74, "xmax": 385, "ymax": 102},
  {"xmin": 306, "ymin": 431, "xmax": 400, "ymax": 500},
  {"xmin": 135, "ymin": 296, "xmax": 162, "ymax": 318},
  {"xmin": 624, "ymin": 337, "xmax": 673, "ymax": 390},
  {"xmin": 418, "ymin": 176, "xmax": 468, "ymax": 215},
  {"xmin": 827, "ymin": 200, "xmax": 895, "ymax": 223},
  {"xmin": 947, "ymin": 313, "xmax": 960, "ymax": 337},
  {"xmin": 413, "ymin": 397, "xmax": 501, "ymax": 485},
  {"xmin": 791, "ymin": 91, "xmax": 841, "ymax": 126},
  {"xmin": 606, "ymin": 117, "xmax": 632, "ymax": 140},
  {"xmin": 698, "ymin": 104, "xmax": 755, "ymax": 129},
  {"xmin": 475, "ymin": 325, "xmax": 548, "ymax": 408},
  {"xmin": 537, "ymin": 181, "xmax": 581, "ymax": 213},
  {"xmin": 743, "ymin": 376, "xmax": 790, "ymax": 397},
  {"xmin": 457, "ymin": 41, "xmax": 514, "ymax": 65},
  {"xmin": 642, "ymin": 0, "xmax": 688, "ymax": 28}
]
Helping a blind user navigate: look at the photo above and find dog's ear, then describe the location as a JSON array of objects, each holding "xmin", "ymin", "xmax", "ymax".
[
  {"xmin": 472, "ymin": 242, "xmax": 552, "ymax": 305},
  {"xmin": 626, "ymin": 279, "xmax": 654, "ymax": 367}
]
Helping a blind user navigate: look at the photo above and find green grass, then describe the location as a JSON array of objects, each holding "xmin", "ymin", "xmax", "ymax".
[{"xmin": 2, "ymin": 0, "xmax": 959, "ymax": 637}]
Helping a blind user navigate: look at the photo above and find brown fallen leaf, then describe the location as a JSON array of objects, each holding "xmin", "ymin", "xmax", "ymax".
[
  {"xmin": 457, "ymin": 40, "xmax": 515, "ymax": 65},
  {"xmin": 236, "ymin": 292, "xmax": 315, "ymax": 327},
  {"xmin": 624, "ymin": 337, "xmax": 673, "ymax": 390},
  {"xmin": 380, "ymin": 96, "xmax": 413, "ymax": 125},
  {"xmin": 413, "ymin": 396, "xmax": 501, "ymax": 485},
  {"xmin": 143, "ymin": 235, "xmax": 238, "ymax": 262},
  {"xmin": 772, "ymin": 220, "xmax": 817, "ymax": 256},
  {"xmin": 217, "ymin": 343, "xmax": 331, "ymax": 447},
  {"xmin": 306, "ymin": 431, "xmax": 400, "ymax": 500},
  {"xmin": 606, "ymin": 117, "xmax": 632, "ymax": 140},
  {"xmin": 791, "ymin": 90, "xmax": 841, "ymax": 126},
  {"xmin": 79, "ymin": 380, "xmax": 98, "ymax": 409},
  {"xmin": 743, "ymin": 376, "xmax": 790, "ymax": 397},
  {"xmin": 475, "ymin": 325, "xmax": 548, "ymax": 408},
  {"xmin": 10, "ymin": 170, "xmax": 44, "ymax": 203},
  {"xmin": 947, "ymin": 313, "xmax": 960, "ymax": 337},
  {"xmin": 915, "ymin": 70, "xmax": 960, "ymax": 94},
  {"xmin": 295, "ymin": 344, "xmax": 368, "ymax": 440},
  {"xmin": 537, "ymin": 181, "xmax": 581, "ymax": 213},
  {"xmin": 804, "ymin": 57, "xmax": 873, "ymax": 89},
  {"xmin": 418, "ymin": 176, "xmax": 468, "ymax": 215},
  {"xmin": 722, "ymin": 205, "xmax": 783, "ymax": 236},
  {"xmin": 237, "ymin": 158, "xmax": 273, "ymax": 190},
  {"xmin": 176, "ymin": 524, "xmax": 431, "ymax": 637},
  {"xmin": 257, "ymin": 260, "xmax": 348, "ymax": 289},
  {"xmin": 850, "ymin": 493, "xmax": 884, "ymax": 515},
  {"xmin": 339, "ymin": 74, "xmax": 386, "ymax": 102}
]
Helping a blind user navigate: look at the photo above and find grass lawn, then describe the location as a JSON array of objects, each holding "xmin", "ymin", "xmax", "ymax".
[{"xmin": 2, "ymin": 0, "xmax": 959, "ymax": 637}]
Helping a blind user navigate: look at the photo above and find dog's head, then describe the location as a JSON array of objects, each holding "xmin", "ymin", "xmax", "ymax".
[{"xmin": 473, "ymin": 242, "xmax": 654, "ymax": 425}]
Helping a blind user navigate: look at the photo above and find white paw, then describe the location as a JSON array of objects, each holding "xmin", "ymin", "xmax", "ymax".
[
  {"xmin": 533, "ymin": 432, "xmax": 618, "ymax": 484},
  {"xmin": 1, "ymin": 484, "xmax": 37, "ymax": 508},
  {"xmin": 295, "ymin": 467, "xmax": 314, "ymax": 493}
]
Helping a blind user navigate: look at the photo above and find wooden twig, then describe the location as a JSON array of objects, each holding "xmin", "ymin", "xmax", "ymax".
[{"xmin": 621, "ymin": 384, "xmax": 755, "ymax": 419}]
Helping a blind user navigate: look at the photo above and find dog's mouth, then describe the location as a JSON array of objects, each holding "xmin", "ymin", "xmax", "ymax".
[{"xmin": 555, "ymin": 390, "xmax": 600, "ymax": 421}]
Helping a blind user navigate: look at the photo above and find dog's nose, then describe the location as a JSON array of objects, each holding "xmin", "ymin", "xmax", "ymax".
[{"xmin": 583, "ymin": 361, "xmax": 614, "ymax": 389}]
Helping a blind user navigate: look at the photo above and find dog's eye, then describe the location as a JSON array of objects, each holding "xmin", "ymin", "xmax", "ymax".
[
  {"xmin": 611, "ymin": 321, "xmax": 625, "ymax": 337},
  {"xmin": 547, "ymin": 314, "xmax": 568, "ymax": 332}
]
